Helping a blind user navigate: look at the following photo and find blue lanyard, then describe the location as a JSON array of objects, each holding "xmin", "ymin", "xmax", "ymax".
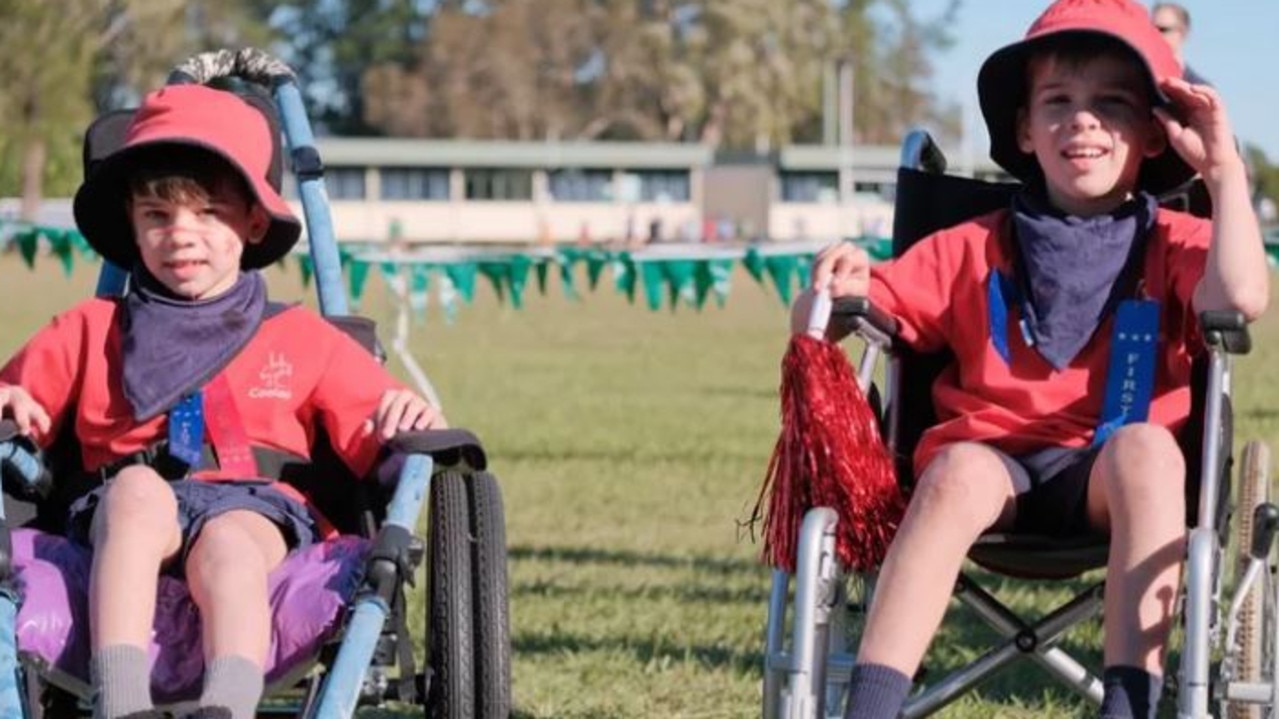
[
  {"xmin": 986, "ymin": 271, "xmax": 1160, "ymax": 447},
  {"xmin": 167, "ymin": 391, "xmax": 205, "ymax": 467}
]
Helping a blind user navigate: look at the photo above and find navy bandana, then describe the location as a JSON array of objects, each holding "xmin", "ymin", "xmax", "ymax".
[
  {"xmin": 1010, "ymin": 191, "xmax": 1157, "ymax": 370},
  {"xmin": 121, "ymin": 268, "xmax": 266, "ymax": 421}
]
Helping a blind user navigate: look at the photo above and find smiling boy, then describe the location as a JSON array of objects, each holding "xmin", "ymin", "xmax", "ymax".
[{"xmin": 789, "ymin": 0, "xmax": 1268, "ymax": 717}]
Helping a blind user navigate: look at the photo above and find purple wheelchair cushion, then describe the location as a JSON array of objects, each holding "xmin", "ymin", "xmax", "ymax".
[{"xmin": 11, "ymin": 528, "xmax": 369, "ymax": 703}]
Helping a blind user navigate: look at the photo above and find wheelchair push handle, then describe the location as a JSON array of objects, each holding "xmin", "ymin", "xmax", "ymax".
[
  {"xmin": 1250, "ymin": 502, "xmax": 1279, "ymax": 560},
  {"xmin": 167, "ymin": 48, "xmax": 296, "ymax": 88}
]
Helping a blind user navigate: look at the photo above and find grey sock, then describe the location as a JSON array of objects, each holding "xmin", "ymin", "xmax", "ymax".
[
  {"xmin": 845, "ymin": 662, "xmax": 913, "ymax": 719},
  {"xmin": 91, "ymin": 644, "xmax": 152, "ymax": 719},
  {"xmin": 200, "ymin": 655, "xmax": 265, "ymax": 719}
]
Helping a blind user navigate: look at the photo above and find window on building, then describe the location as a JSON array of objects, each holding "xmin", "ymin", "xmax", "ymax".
[
  {"xmin": 381, "ymin": 168, "xmax": 450, "ymax": 200},
  {"xmin": 548, "ymin": 169, "xmax": 613, "ymax": 202},
  {"xmin": 465, "ymin": 169, "xmax": 534, "ymax": 200},
  {"xmin": 624, "ymin": 170, "xmax": 690, "ymax": 202},
  {"xmin": 326, "ymin": 167, "xmax": 367, "ymax": 200},
  {"xmin": 781, "ymin": 172, "xmax": 839, "ymax": 203},
  {"xmin": 854, "ymin": 180, "xmax": 895, "ymax": 202}
]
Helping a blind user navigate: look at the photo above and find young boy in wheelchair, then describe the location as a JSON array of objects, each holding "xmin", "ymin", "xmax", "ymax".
[
  {"xmin": 790, "ymin": 0, "xmax": 1269, "ymax": 716},
  {"xmin": 0, "ymin": 84, "xmax": 442, "ymax": 719}
]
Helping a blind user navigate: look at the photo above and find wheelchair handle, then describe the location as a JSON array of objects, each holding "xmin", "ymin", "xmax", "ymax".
[
  {"xmin": 1250, "ymin": 503, "xmax": 1279, "ymax": 560},
  {"xmin": 167, "ymin": 48, "xmax": 296, "ymax": 87}
]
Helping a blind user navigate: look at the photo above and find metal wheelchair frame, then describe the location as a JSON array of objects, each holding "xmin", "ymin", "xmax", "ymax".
[{"xmin": 761, "ymin": 128, "xmax": 1277, "ymax": 719}]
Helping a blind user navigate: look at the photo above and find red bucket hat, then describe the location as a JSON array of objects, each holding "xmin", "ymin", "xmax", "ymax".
[
  {"xmin": 977, "ymin": 0, "xmax": 1195, "ymax": 195},
  {"xmin": 73, "ymin": 84, "xmax": 301, "ymax": 270}
]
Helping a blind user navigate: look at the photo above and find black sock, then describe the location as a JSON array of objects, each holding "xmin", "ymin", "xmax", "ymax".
[
  {"xmin": 1101, "ymin": 665, "xmax": 1163, "ymax": 719},
  {"xmin": 845, "ymin": 663, "xmax": 912, "ymax": 719}
]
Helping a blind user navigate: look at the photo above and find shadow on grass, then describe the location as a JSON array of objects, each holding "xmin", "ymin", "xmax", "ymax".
[
  {"xmin": 510, "ymin": 544, "xmax": 762, "ymax": 576},
  {"xmin": 513, "ymin": 626, "xmax": 763, "ymax": 677}
]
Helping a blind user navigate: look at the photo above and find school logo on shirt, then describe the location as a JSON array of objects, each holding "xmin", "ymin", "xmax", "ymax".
[{"xmin": 249, "ymin": 352, "xmax": 293, "ymax": 400}]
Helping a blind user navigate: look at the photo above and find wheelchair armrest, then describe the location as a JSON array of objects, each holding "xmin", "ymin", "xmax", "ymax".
[
  {"xmin": 831, "ymin": 296, "xmax": 899, "ymax": 345},
  {"xmin": 386, "ymin": 427, "xmax": 487, "ymax": 471},
  {"xmin": 0, "ymin": 421, "xmax": 52, "ymax": 502},
  {"xmin": 1200, "ymin": 310, "xmax": 1251, "ymax": 355}
]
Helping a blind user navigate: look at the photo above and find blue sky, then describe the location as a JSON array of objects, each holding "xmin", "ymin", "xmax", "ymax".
[{"xmin": 911, "ymin": 0, "xmax": 1279, "ymax": 161}]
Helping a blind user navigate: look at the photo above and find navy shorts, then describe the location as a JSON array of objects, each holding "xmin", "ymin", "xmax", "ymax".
[
  {"xmin": 999, "ymin": 446, "xmax": 1104, "ymax": 538},
  {"xmin": 67, "ymin": 479, "xmax": 318, "ymax": 573}
]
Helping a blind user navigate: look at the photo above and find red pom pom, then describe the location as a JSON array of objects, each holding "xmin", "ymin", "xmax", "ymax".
[{"xmin": 752, "ymin": 334, "xmax": 905, "ymax": 573}]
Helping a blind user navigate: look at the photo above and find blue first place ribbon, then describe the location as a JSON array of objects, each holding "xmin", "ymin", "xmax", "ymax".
[
  {"xmin": 1093, "ymin": 299, "xmax": 1161, "ymax": 447},
  {"xmin": 167, "ymin": 391, "xmax": 205, "ymax": 467},
  {"xmin": 988, "ymin": 272, "xmax": 1160, "ymax": 447}
]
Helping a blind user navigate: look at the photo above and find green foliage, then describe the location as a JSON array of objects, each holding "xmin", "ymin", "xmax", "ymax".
[
  {"xmin": 351, "ymin": 0, "xmax": 962, "ymax": 149},
  {"xmin": 1246, "ymin": 144, "xmax": 1279, "ymax": 224}
]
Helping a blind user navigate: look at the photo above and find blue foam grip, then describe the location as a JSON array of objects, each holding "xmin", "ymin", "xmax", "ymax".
[{"xmin": 272, "ymin": 81, "xmax": 348, "ymax": 318}]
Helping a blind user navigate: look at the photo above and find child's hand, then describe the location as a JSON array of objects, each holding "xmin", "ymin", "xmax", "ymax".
[
  {"xmin": 1155, "ymin": 78, "xmax": 1246, "ymax": 182},
  {"xmin": 812, "ymin": 242, "xmax": 872, "ymax": 298},
  {"xmin": 364, "ymin": 389, "xmax": 447, "ymax": 441},
  {"xmin": 0, "ymin": 384, "xmax": 51, "ymax": 438},
  {"xmin": 790, "ymin": 242, "xmax": 872, "ymax": 335}
]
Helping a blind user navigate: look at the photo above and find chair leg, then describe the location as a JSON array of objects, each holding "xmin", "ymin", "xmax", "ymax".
[
  {"xmin": 763, "ymin": 569, "xmax": 789, "ymax": 719},
  {"xmin": 777, "ymin": 508, "xmax": 841, "ymax": 719},
  {"xmin": 902, "ymin": 574, "xmax": 1105, "ymax": 718}
]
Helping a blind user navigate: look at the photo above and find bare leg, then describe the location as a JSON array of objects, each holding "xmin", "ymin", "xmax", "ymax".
[
  {"xmin": 88, "ymin": 466, "xmax": 183, "ymax": 717},
  {"xmin": 185, "ymin": 510, "xmax": 287, "ymax": 718},
  {"xmin": 89, "ymin": 466, "xmax": 183, "ymax": 650},
  {"xmin": 1086, "ymin": 423, "xmax": 1186, "ymax": 673},
  {"xmin": 856, "ymin": 442, "xmax": 1020, "ymax": 672}
]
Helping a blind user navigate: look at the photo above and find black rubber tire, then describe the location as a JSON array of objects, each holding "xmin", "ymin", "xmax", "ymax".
[
  {"xmin": 1228, "ymin": 440, "xmax": 1270, "ymax": 719},
  {"xmin": 470, "ymin": 471, "xmax": 511, "ymax": 719},
  {"xmin": 428, "ymin": 469, "xmax": 476, "ymax": 719}
]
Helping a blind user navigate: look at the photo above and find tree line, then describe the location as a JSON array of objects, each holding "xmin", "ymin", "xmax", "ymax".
[{"xmin": 0, "ymin": 0, "xmax": 1274, "ymax": 219}]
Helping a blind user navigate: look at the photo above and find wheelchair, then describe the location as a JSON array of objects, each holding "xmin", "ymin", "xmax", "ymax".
[
  {"xmin": 762, "ymin": 128, "xmax": 1277, "ymax": 719},
  {"xmin": 0, "ymin": 50, "xmax": 510, "ymax": 718}
]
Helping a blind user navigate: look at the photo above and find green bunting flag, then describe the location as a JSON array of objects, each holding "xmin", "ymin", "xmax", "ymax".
[{"xmin": 3, "ymin": 216, "xmax": 898, "ymax": 318}]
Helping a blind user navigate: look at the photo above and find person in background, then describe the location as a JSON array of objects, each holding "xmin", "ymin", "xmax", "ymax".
[{"xmin": 1151, "ymin": 2, "xmax": 1211, "ymax": 85}]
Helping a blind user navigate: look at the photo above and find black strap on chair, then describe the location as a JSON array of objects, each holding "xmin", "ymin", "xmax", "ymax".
[
  {"xmin": 95, "ymin": 441, "xmax": 309, "ymax": 483},
  {"xmin": 392, "ymin": 583, "xmax": 419, "ymax": 704}
]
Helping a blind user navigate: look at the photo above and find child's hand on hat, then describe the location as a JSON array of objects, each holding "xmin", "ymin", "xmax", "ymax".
[
  {"xmin": 365, "ymin": 388, "xmax": 447, "ymax": 441},
  {"xmin": 0, "ymin": 384, "xmax": 51, "ymax": 438},
  {"xmin": 1155, "ymin": 77, "xmax": 1246, "ymax": 182}
]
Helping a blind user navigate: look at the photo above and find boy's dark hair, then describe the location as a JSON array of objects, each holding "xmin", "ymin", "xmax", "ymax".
[
  {"xmin": 1022, "ymin": 33, "xmax": 1157, "ymax": 106},
  {"xmin": 125, "ymin": 146, "xmax": 255, "ymax": 210}
]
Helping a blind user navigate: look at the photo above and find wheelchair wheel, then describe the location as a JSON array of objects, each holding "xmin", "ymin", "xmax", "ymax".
[
  {"xmin": 429, "ymin": 469, "xmax": 476, "ymax": 719},
  {"xmin": 470, "ymin": 471, "xmax": 511, "ymax": 719},
  {"xmin": 1229, "ymin": 440, "xmax": 1271, "ymax": 719}
]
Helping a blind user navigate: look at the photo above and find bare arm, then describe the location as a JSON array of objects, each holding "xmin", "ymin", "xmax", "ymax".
[{"xmin": 1158, "ymin": 78, "xmax": 1270, "ymax": 320}]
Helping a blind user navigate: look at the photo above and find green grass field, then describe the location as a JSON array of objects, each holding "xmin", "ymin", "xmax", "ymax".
[{"xmin": 3, "ymin": 252, "xmax": 1279, "ymax": 718}]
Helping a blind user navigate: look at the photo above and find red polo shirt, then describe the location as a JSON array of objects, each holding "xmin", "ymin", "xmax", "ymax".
[{"xmin": 869, "ymin": 207, "xmax": 1211, "ymax": 475}]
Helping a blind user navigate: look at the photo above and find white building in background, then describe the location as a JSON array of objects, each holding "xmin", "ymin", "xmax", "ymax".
[
  {"xmin": 8, "ymin": 138, "xmax": 1004, "ymax": 246},
  {"xmin": 287, "ymin": 137, "xmax": 1004, "ymax": 245}
]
